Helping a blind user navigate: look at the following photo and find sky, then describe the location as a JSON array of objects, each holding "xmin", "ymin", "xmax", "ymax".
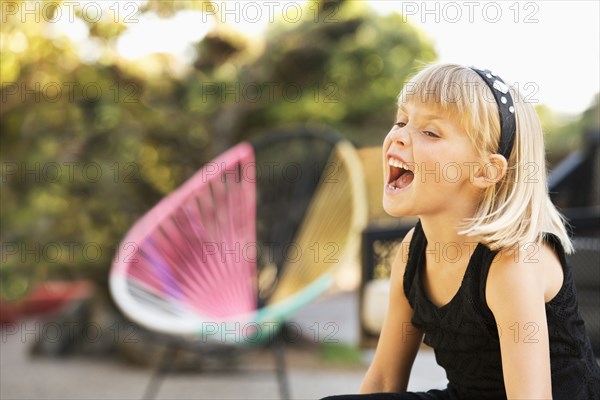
[
  {"xmin": 49, "ymin": 0, "xmax": 599, "ymax": 115},
  {"xmin": 369, "ymin": 0, "xmax": 600, "ymax": 115}
]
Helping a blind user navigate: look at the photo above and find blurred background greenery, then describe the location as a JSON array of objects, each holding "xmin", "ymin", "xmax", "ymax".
[{"xmin": 1, "ymin": 0, "xmax": 598, "ymax": 301}]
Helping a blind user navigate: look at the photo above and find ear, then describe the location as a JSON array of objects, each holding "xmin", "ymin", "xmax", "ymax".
[{"xmin": 472, "ymin": 154, "xmax": 508, "ymax": 189}]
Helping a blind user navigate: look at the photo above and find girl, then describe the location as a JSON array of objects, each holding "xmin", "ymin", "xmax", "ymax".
[{"xmin": 324, "ymin": 63, "xmax": 600, "ymax": 399}]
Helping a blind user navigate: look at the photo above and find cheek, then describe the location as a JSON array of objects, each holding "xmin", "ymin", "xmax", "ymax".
[
  {"xmin": 441, "ymin": 162, "xmax": 466, "ymax": 184},
  {"xmin": 415, "ymin": 153, "xmax": 461, "ymax": 186},
  {"xmin": 382, "ymin": 131, "xmax": 393, "ymax": 149},
  {"xmin": 417, "ymin": 157, "xmax": 477, "ymax": 187},
  {"xmin": 382, "ymin": 132, "xmax": 394, "ymax": 166}
]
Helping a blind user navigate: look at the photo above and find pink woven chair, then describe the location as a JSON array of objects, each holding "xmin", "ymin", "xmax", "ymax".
[{"xmin": 110, "ymin": 127, "xmax": 367, "ymax": 398}]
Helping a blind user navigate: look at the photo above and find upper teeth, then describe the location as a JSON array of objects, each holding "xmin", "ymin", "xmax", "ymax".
[{"xmin": 388, "ymin": 158, "xmax": 410, "ymax": 170}]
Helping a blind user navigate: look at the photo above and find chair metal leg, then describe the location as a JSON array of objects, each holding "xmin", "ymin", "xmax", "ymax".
[
  {"xmin": 143, "ymin": 343, "xmax": 178, "ymax": 400},
  {"xmin": 143, "ymin": 335, "xmax": 290, "ymax": 399},
  {"xmin": 273, "ymin": 331, "xmax": 291, "ymax": 400}
]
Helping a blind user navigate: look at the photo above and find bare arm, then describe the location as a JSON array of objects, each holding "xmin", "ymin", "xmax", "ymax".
[
  {"xmin": 360, "ymin": 228, "xmax": 424, "ymax": 393},
  {"xmin": 486, "ymin": 242, "xmax": 559, "ymax": 400}
]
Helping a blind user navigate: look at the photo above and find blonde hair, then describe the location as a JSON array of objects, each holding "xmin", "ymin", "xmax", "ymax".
[{"xmin": 397, "ymin": 63, "xmax": 573, "ymax": 253}]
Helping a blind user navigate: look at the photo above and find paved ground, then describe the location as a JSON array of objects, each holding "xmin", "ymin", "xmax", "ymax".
[{"xmin": 1, "ymin": 291, "xmax": 447, "ymax": 400}]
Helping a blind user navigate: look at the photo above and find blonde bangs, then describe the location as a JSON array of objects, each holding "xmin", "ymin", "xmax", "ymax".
[{"xmin": 398, "ymin": 63, "xmax": 501, "ymax": 157}]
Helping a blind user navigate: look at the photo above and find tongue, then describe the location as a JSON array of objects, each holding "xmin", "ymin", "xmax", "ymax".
[{"xmin": 394, "ymin": 171, "xmax": 414, "ymax": 189}]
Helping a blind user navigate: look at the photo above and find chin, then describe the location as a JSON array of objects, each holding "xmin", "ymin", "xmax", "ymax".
[{"xmin": 382, "ymin": 197, "xmax": 413, "ymax": 217}]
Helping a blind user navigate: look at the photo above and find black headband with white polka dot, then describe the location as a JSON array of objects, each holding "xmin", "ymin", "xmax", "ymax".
[{"xmin": 470, "ymin": 67, "xmax": 516, "ymax": 160}]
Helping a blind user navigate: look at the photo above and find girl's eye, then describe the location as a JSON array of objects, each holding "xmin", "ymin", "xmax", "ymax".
[
  {"xmin": 423, "ymin": 131, "xmax": 439, "ymax": 138},
  {"xmin": 394, "ymin": 121, "xmax": 406, "ymax": 128}
]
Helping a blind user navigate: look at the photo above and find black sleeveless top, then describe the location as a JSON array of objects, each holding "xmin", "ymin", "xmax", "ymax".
[{"xmin": 403, "ymin": 221, "xmax": 600, "ymax": 400}]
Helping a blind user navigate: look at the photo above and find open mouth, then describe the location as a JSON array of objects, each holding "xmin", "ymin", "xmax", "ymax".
[{"xmin": 387, "ymin": 158, "xmax": 414, "ymax": 191}]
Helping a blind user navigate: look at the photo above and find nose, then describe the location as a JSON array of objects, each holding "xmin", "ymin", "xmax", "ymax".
[{"xmin": 386, "ymin": 124, "xmax": 410, "ymax": 147}]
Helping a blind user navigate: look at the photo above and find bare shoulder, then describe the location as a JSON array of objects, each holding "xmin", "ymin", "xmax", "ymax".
[
  {"xmin": 487, "ymin": 240, "xmax": 564, "ymax": 311},
  {"xmin": 484, "ymin": 240, "xmax": 559, "ymax": 398}
]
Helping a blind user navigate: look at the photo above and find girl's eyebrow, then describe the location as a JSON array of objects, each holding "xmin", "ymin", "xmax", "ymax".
[
  {"xmin": 421, "ymin": 114, "xmax": 445, "ymax": 122},
  {"xmin": 396, "ymin": 104, "xmax": 408, "ymax": 118},
  {"xmin": 397, "ymin": 104, "xmax": 446, "ymax": 122}
]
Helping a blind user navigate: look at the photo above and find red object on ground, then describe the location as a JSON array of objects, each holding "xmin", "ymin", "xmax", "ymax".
[
  {"xmin": 0, "ymin": 280, "xmax": 95, "ymax": 324},
  {"xmin": 0, "ymin": 302, "xmax": 21, "ymax": 324}
]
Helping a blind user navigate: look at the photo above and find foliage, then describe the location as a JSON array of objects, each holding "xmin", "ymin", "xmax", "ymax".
[
  {"xmin": 1, "ymin": 0, "xmax": 435, "ymax": 298},
  {"xmin": 318, "ymin": 342, "xmax": 363, "ymax": 367},
  {"xmin": 538, "ymin": 95, "xmax": 600, "ymax": 168}
]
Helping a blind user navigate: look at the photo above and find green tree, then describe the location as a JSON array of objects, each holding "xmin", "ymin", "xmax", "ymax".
[
  {"xmin": 538, "ymin": 94, "xmax": 600, "ymax": 167},
  {"xmin": 1, "ymin": 0, "xmax": 435, "ymax": 298}
]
